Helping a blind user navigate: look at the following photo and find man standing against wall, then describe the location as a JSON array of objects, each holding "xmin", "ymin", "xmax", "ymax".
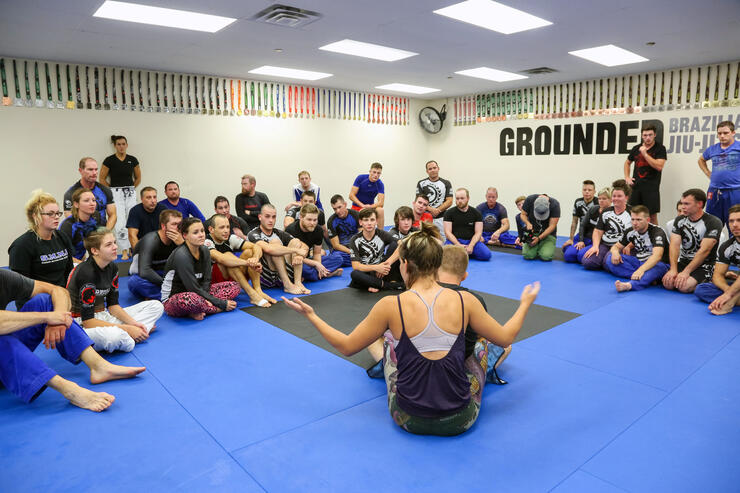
[
  {"xmin": 624, "ymin": 124, "xmax": 667, "ymax": 225},
  {"xmin": 416, "ymin": 160, "xmax": 453, "ymax": 240},
  {"xmin": 698, "ymin": 120, "xmax": 740, "ymax": 232}
]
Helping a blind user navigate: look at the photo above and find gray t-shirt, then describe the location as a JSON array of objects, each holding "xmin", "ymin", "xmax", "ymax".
[{"xmin": 1, "ymin": 269, "xmax": 35, "ymax": 310}]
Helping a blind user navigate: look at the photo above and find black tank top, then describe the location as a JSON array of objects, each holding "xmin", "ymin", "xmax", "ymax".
[{"xmin": 394, "ymin": 291, "xmax": 471, "ymax": 418}]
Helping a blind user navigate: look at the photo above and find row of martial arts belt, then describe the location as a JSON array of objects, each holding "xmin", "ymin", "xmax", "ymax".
[
  {"xmin": 452, "ymin": 61, "xmax": 740, "ymax": 125},
  {"xmin": 0, "ymin": 58, "xmax": 410, "ymax": 125}
]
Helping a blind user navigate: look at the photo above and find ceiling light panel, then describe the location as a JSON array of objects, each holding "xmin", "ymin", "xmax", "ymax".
[
  {"xmin": 455, "ymin": 67, "xmax": 527, "ymax": 82},
  {"xmin": 376, "ymin": 83, "xmax": 440, "ymax": 95},
  {"xmin": 319, "ymin": 39, "xmax": 418, "ymax": 62},
  {"xmin": 569, "ymin": 44, "xmax": 649, "ymax": 67},
  {"xmin": 433, "ymin": 0, "xmax": 552, "ymax": 35},
  {"xmin": 93, "ymin": 1, "xmax": 236, "ymax": 33},
  {"xmin": 248, "ymin": 66, "xmax": 332, "ymax": 81}
]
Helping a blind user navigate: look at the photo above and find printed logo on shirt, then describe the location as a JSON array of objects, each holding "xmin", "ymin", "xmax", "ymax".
[
  {"xmin": 39, "ymin": 250, "xmax": 70, "ymax": 264},
  {"xmin": 195, "ymin": 273, "xmax": 203, "ymax": 279},
  {"xmin": 81, "ymin": 284, "xmax": 96, "ymax": 306},
  {"xmin": 111, "ymin": 275, "xmax": 119, "ymax": 289}
]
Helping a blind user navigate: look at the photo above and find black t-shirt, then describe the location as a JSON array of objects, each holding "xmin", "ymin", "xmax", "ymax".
[
  {"xmin": 416, "ymin": 178, "xmax": 453, "ymax": 209},
  {"xmin": 286, "ymin": 206, "xmax": 325, "ymax": 226},
  {"xmin": 0, "ymin": 269, "xmax": 35, "ymax": 311},
  {"xmin": 671, "ymin": 213, "xmax": 723, "ymax": 268},
  {"xmin": 717, "ymin": 238, "xmax": 740, "ymax": 267},
  {"xmin": 389, "ymin": 226, "xmax": 419, "ymax": 241},
  {"xmin": 596, "ymin": 206, "xmax": 632, "ymax": 247},
  {"xmin": 246, "ymin": 226, "xmax": 293, "ymax": 246},
  {"xmin": 129, "ymin": 231, "xmax": 178, "ymax": 285},
  {"xmin": 443, "ymin": 206, "xmax": 483, "ymax": 240},
  {"xmin": 628, "ymin": 143, "xmax": 667, "ymax": 184},
  {"xmin": 161, "ymin": 244, "xmax": 226, "ymax": 310},
  {"xmin": 285, "ymin": 221, "xmax": 324, "ymax": 249},
  {"xmin": 437, "ymin": 282, "xmax": 484, "ymax": 360},
  {"xmin": 126, "ymin": 203, "xmax": 167, "ymax": 239},
  {"xmin": 235, "ymin": 191, "xmax": 270, "ymax": 230},
  {"xmin": 102, "ymin": 154, "xmax": 139, "ymax": 187},
  {"xmin": 619, "ymin": 224, "xmax": 669, "ymax": 263},
  {"xmin": 204, "ymin": 233, "xmax": 246, "ymax": 255},
  {"xmin": 349, "ymin": 230, "xmax": 396, "ymax": 265},
  {"xmin": 67, "ymin": 257, "xmax": 120, "ymax": 320},
  {"xmin": 327, "ymin": 209, "xmax": 360, "ymax": 246},
  {"xmin": 8, "ymin": 230, "xmax": 75, "ymax": 289},
  {"xmin": 521, "ymin": 195, "xmax": 561, "ymax": 237},
  {"xmin": 580, "ymin": 204, "xmax": 601, "ymax": 241}
]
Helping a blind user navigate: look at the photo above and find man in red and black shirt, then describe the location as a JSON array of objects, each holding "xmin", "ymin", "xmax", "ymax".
[{"xmin": 623, "ymin": 123, "xmax": 667, "ymax": 225}]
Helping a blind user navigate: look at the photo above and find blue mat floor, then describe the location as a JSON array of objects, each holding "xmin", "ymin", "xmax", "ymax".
[{"xmin": 2, "ymin": 252, "xmax": 738, "ymax": 492}]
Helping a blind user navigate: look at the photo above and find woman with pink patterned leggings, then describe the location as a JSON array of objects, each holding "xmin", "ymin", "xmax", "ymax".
[{"xmin": 160, "ymin": 218, "xmax": 239, "ymax": 320}]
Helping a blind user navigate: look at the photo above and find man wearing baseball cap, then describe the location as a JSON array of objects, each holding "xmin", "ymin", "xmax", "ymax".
[{"xmin": 520, "ymin": 194, "xmax": 561, "ymax": 261}]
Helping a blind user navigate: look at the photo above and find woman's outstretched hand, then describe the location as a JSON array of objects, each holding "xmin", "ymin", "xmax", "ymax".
[
  {"xmin": 281, "ymin": 296, "xmax": 316, "ymax": 317},
  {"xmin": 520, "ymin": 281, "xmax": 541, "ymax": 305}
]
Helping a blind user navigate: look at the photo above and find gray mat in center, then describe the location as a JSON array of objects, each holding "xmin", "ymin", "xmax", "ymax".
[{"xmin": 242, "ymin": 288, "xmax": 580, "ymax": 369}]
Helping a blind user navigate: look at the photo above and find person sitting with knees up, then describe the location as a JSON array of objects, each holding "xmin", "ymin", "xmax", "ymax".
[
  {"xmin": 477, "ymin": 187, "xmax": 517, "ymax": 247},
  {"xmin": 327, "ymin": 194, "xmax": 360, "ymax": 267},
  {"xmin": 694, "ymin": 204, "xmax": 740, "ymax": 315},
  {"xmin": 283, "ymin": 222, "xmax": 540, "ymax": 436},
  {"xmin": 389, "ymin": 206, "xmax": 418, "ymax": 241},
  {"xmin": 662, "ymin": 189, "xmax": 723, "ymax": 294},
  {"xmin": 59, "ymin": 188, "xmax": 102, "ymax": 261},
  {"xmin": 0, "ymin": 269, "xmax": 145, "ymax": 412},
  {"xmin": 519, "ymin": 194, "xmax": 561, "ymax": 261},
  {"xmin": 128, "ymin": 210, "xmax": 183, "ymax": 300},
  {"xmin": 564, "ymin": 187, "xmax": 611, "ymax": 263},
  {"xmin": 349, "ymin": 208, "xmax": 404, "ymax": 292},
  {"xmin": 437, "ymin": 245, "xmax": 511, "ymax": 384},
  {"xmin": 606, "ymin": 205, "xmax": 670, "ymax": 292},
  {"xmin": 67, "ymin": 228, "xmax": 164, "ymax": 352},
  {"xmin": 582, "ymin": 180, "xmax": 632, "ymax": 270},
  {"xmin": 443, "ymin": 188, "xmax": 491, "ymax": 261},
  {"xmin": 206, "ymin": 214, "xmax": 275, "ymax": 308},
  {"xmin": 246, "ymin": 204, "xmax": 310, "ymax": 295},
  {"xmin": 9, "ymin": 190, "xmax": 75, "ymax": 307},
  {"xmin": 286, "ymin": 204, "xmax": 344, "ymax": 284},
  {"xmin": 161, "ymin": 218, "xmax": 240, "ymax": 320}
]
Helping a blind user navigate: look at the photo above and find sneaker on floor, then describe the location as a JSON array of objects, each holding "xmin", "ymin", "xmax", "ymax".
[{"xmin": 84, "ymin": 326, "xmax": 135, "ymax": 353}]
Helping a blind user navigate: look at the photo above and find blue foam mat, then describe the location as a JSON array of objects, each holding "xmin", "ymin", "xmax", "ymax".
[
  {"xmin": 582, "ymin": 333, "xmax": 740, "ymax": 493},
  {"xmin": 551, "ymin": 471, "xmax": 628, "ymax": 493},
  {"xmin": 232, "ymin": 347, "xmax": 665, "ymax": 493},
  {"xmin": 0, "ymin": 351, "xmax": 262, "ymax": 492},
  {"xmin": 519, "ymin": 288, "xmax": 740, "ymax": 391},
  {"xmin": 132, "ymin": 309, "xmax": 384, "ymax": 451}
]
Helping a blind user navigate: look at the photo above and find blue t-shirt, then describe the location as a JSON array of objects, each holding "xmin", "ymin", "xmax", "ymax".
[
  {"xmin": 327, "ymin": 209, "xmax": 360, "ymax": 246},
  {"xmin": 703, "ymin": 140, "xmax": 740, "ymax": 189},
  {"xmin": 352, "ymin": 174, "xmax": 385, "ymax": 206},
  {"xmin": 158, "ymin": 198, "xmax": 206, "ymax": 223},
  {"xmin": 476, "ymin": 202, "xmax": 508, "ymax": 233}
]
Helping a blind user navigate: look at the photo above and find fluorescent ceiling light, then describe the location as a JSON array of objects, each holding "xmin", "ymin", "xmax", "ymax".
[
  {"xmin": 433, "ymin": 0, "xmax": 552, "ymax": 35},
  {"xmin": 569, "ymin": 44, "xmax": 649, "ymax": 67},
  {"xmin": 248, "ymin": 65, "xmax": 332, "ymax": 81},
  {"xmin": 455, "ymin": 67, "xmax": 527, "ymax": 82},
  {"xmin": 93, "ymin": 1, "xmax": 235, "ymax": 33},
  {"xmin": 376, "ymin": 83, "xmax": 439, "ymax": 95},
  {"xmin": 319, "ymin": 39, "xmax": 417, "ymax": 62}
]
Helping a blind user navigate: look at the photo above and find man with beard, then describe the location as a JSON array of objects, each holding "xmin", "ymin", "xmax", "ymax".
[
  {"xmin": 662, "ymin": 189, "xmax": 723, "ymax": 293},
  {"xmin": 624, "ymin": 124, "xmax": 667, "ymax": 225},
  {"xmin": 443, "ymin": 188, "xmax": 490, "ymax": 261},
  {"xmin": 126, "ymin": 186, "xmax": 167, "ymax": 249},
  {"xmin": 235, "ymin": 174, "xmax": 270, "ymax": 232},
  {"xmin": 286, "ymin": 204, "xmax": 343, "ymax": 283}
]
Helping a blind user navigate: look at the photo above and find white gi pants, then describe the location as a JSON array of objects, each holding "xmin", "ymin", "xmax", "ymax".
[
  {"xmin": 75, "ymin": 300, "xmax": 164, "ymax": 353},
  {"xmin": 112, "ymin": 186, "xmax": 137, "ymax": 250}
]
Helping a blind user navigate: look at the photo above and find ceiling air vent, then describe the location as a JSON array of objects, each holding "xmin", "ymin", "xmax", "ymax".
[
  {"xmin": 250, "ymin": 4, "xmax": 323, "ymax": 28},
  {"xmin": 521, "ymin": 67, "xmax": 558, "ymax": 75}
]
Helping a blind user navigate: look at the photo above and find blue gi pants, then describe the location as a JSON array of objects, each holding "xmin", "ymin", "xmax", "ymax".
[
  {"xmin": 445, "ymin": 239, "xmax": 492, "ymax": 261},
  {"xmin": 604, "ymin": 254, "xmax": 669, "ymax": 291},
  {"xmin": 128, "ymin": 274, "xmax": 162, "ymax": 300},
  {"xmin": 302, "ymin": 250, "xmax": 345, "ymax": 282}
]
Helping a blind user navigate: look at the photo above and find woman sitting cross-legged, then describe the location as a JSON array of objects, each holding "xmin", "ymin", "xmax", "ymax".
[
  {"xmin": 67, "ymin": 228, "xmax": 164, "ymax": 353},
  {"xmin": 161, "ymin": 218, "xmax": 240, "ymax": 320},
  {"xmin": 284, "ymin": 222, "xmax": 540, "ymax": 436}
]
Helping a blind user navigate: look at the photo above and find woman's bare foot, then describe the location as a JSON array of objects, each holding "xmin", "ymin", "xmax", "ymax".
[
  {"xmin": 90, "ymin": 361, "xmax": 146, "ymax": 384},
  {"xmin": 328, "ymin": 268, "xmax": 343, "ymax": 278},
  {"xmin": 249, "ymin": 295, "xmax": 272, "ymax": 308},
  {"xmin": 368, "ymin": 287, "xmax": 379, "ymax": 293},
  {"xmin": 285, "ymin": 284, "xmax": 304, "ymax": 295},
  {"xmin": 299, "ymin": 285, "xmax": 311, "ymax": 294},
  {"xmin": 189, "ymin": 312, "xmax": 206, "ymax": 321},
  {"xmin": 615, "ymin": 280, "xmax": 633, "ymax": 292}
]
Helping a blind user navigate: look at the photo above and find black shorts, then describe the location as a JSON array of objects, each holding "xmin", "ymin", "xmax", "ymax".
[
  {"xmin": 629, "ymin": 181, "xmax": 660, "ymax": 214},
  {"xmin": 677, "ymin": 259, "xmax": 713, "ymax": 284}
]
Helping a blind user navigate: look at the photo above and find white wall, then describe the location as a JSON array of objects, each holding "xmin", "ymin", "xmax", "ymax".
[
  {"xmin": 0, "ymin": 101, "xmax": 430, "ymax": 265},
  {"xmin": 1, "ymin": 99, "xmax": 736, "ymax": 266}
]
